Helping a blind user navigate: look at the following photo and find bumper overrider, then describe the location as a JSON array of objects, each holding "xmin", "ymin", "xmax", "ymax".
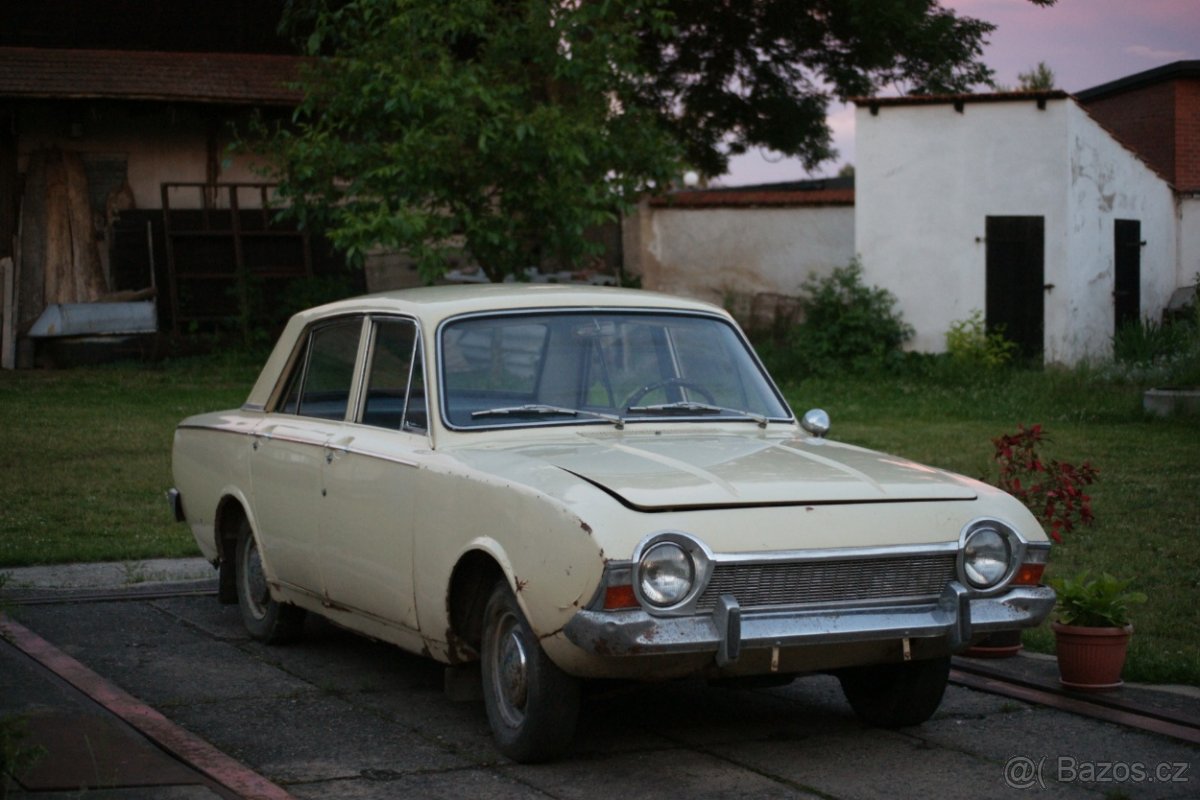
[
  {"xmin": 564, "ymin": 581, "xmax": 1056, "ymax": 665},
  {"xmin": 564, "ymin": 520, "xmax": 1055, "ymax": 666}
]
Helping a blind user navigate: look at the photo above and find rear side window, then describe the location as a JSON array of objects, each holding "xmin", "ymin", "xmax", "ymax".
[{"xmin": 276, "ymin": 317, "xmax": 363, "ymax": 420}]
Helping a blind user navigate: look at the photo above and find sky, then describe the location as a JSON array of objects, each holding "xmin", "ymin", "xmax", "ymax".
[{"xmin": 721, "ymin": 0, "xmax": 1200, "ymax": 186}]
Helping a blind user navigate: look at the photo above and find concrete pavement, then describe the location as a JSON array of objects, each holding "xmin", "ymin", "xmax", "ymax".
[{"xmin": 1, "ymin": 559, "xmax": 1197, "ymax": 799}]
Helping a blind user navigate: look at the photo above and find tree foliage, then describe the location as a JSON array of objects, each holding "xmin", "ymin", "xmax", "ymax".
[
  {"xmin": 1017, "ymin": 61, "xmax": 1057, "ymax": 91},
  {"xmin": 267, "ymin": 0, "xmax": 1057, "ymax": 282},
  {"xmin": 270, "ymin": 0, "xmax": 682, "ymax": 281}
]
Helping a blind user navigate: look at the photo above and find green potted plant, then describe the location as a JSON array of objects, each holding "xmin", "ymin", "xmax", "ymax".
[{"xmin": 1047, "ymin": 571, "xmax": 1146, "ymax": 691}]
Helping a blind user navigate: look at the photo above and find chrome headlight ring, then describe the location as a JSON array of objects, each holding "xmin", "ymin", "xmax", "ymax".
[
  {"xmin": 630, "ymin": 531, "xmax": 713, "ymax": 614},
  {"xmin": 957, "ymin": 518, "xmax": 1025, "ymax": 595}
]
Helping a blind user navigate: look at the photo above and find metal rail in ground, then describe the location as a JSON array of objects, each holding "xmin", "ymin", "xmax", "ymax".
[{"xmin": 951, "ymin": 660, "xmax": 1200, "ymax": 745}]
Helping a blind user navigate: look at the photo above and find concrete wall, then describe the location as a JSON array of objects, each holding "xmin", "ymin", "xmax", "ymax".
[
  {"xmin": 856, "ymin": 96, "xmax": 1178, "ymax": 364},
  {"xmin": 626, "ymin": 202, "xmax": 855, "ymax": 325}
]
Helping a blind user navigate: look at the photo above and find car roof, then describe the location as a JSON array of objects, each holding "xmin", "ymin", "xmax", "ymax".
[{"xmin": 295, "ymin": 284, "xmax": 727, "ymax": 327}]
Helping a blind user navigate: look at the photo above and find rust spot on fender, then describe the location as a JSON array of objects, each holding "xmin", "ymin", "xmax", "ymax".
[
  {"xmin": 515, "ymin": 576, "xmax": 529, "ymax": 592},
  {"xmin": 580, "ymin": 521, "xmax": 593, "ymax": 535}
]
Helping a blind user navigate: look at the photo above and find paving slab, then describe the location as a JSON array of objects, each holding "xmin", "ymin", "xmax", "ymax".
[
  {"xmin": 0, "ymin": 627, "xmax": 237, "ymax": 799},
  {"xmin": 167, "ymin": 692, "xmax": 472, "ymax": 784}
]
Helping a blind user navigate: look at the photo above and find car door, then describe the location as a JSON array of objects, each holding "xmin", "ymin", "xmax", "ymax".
[
  {"xmin": 249, "ymin": 315, "xmax": 366, "ymax": 596},
  {"xmin": 318, "ymin": 316, "xmax": 427, "ymax": 629}
]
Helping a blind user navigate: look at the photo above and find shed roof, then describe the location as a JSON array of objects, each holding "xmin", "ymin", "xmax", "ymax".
[
  {"xmin": 851, "ymin": 90, "xmax": 1068, "ymax": 113},
  {"xmin": 0, "ymin": 47, "xmax": 304, "ymax": 105},
  {"xmin": 1076, "ymin": 60, "xmax": 1200, "ymax": 102}
]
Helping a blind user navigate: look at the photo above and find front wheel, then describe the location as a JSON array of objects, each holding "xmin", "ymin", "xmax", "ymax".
[
  {"xmin": 480, "ymin": 581, "xmax": 580, "ymax": 762},
  {"xmin": 837, "ymin": 656, "xmax": 950, "ymax": 728},
  {"xmin": 235, "ymin": 517, "xmax": 305, "ymax": 644}
]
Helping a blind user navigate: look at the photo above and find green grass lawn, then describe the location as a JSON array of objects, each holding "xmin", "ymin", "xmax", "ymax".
[
  {"xmin": 0, "ymin": 352, "xmax": 261, "ymax": 566},
  {"xmin": 1, "ymin": 355, "xmax": 1197, "ymax": 684}
]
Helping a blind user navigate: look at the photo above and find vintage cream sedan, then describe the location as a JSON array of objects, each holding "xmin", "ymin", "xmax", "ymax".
[{"xmin": 171, "ymin": 284, "xmax": 1055, "ymax": 761}]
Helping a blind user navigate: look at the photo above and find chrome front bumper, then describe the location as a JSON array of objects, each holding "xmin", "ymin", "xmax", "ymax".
[{"xmin": 563, "ymin": 582, "xmax": 1055, "ymax": 666}]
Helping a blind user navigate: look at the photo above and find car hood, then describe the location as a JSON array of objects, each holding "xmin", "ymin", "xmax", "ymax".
[{"xmin": 456, "ymin": 432, "xmax": 979, "ymax": 511}]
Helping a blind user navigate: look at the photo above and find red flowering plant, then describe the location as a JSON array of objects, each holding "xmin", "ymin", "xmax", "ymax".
[{"xmin": 992, "ymin": 424, "xmax": 1099, "ymax": 543}]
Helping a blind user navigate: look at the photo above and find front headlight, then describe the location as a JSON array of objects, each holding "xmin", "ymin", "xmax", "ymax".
[
  {"xmin": 962, "ymin": 524, "xmax": 1013, "ymax": 589},
  {"xmin": 638, "ymin": 542, "xmax": 694, "ymax": 607}
]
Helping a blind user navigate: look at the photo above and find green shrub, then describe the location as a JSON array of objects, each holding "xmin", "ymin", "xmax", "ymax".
[
  {"xmin": 945, "ymin": 310, "xmax": 1017, "ymax": 368},
  {"xmin": 1112, "ymin": 317, "xmax": 1192, "ymax": 365},
  {"xmin": 780, "ymin": 261, "xmax": 913, "ymax": 377}
]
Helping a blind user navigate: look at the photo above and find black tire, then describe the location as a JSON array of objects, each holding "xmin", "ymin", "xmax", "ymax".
[
  {"xmin": 837, "ymin": 656, "xmax": 950, "ymax": 728},
  {"xmin": 480, "ymin": 581, "xmax": 580, "ymax": 762},
  {"xmin": 235, "ymin": 517, "xmax": 305, "ymax": 644}
]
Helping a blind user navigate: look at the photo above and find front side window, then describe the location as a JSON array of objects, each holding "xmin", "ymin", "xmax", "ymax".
[
  {"xmin": 276, "ymin": 317, "xmax": 363, "ymax": 420},
  {"xmin": 361, "ymin": 318, "xmax": 428, "ymax": 432},
  {"xmin": 440, "ymin": 311, "xmax": 790, "ymax": 429}
]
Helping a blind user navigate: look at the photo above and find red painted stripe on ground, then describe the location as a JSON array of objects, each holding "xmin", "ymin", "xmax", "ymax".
[{"xmin": 0, "ymin": 614, "xmax": 297, "ymax": 800}]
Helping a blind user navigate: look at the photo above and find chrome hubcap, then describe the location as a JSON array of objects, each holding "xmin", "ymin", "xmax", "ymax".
[
  {"xmin": 493, "ymin": 613, "xmax": 529, "ymax": 725},
  {"xmin": 243, "ymin": 537, "xmax": 269, "ymax": 619}
]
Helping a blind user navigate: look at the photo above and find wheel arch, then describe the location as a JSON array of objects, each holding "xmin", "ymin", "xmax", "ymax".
[
  {"xmin": 446, "ymin": 548, "xmax": 509, "ymax": 659},
  {"xmin": 213, "ymin": 493, "xmax": 252, "ymax": 605}
]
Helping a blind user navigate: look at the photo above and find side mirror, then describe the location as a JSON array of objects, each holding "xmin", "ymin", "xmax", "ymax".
[{"xmin": 801, "ymin": 408, "xmax": 830, "ymax": 438}]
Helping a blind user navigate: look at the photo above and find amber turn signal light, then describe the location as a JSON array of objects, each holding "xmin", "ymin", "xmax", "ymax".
[
  {"xmin": 603, "ymin": 584, "xmax": 639, "ymax": 609},
  {"xmin": 1012, "ymin": 562, "xmax": 1046, "ymax": 586}
]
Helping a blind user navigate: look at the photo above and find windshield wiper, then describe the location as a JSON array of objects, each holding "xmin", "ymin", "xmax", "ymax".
[
  {"xmin": 626, "ymin": 402, "xmax": 769, "ymax": 428},
  {"xmin": 471, "ymin": 404, "xmax": 624, "ymax": 428}
]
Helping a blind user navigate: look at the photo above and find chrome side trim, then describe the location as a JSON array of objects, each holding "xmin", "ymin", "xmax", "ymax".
[{"xmin": 176, "ymin": 423, "xmax": 419, "ymax": 468}]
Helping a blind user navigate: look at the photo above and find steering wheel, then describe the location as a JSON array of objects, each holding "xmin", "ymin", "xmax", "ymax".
[{"xmin": 623, "ymin": 378, "xmax": 716, "ymax": 408}]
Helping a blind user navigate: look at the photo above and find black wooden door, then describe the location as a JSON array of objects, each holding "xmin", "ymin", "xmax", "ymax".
[
  {"xmin": 1114, "ymin": 219, "xmax": 1142, "ymax": 331},
  {"xmin": 986, "ymin": 216, "xmax": 1045, "ymax": 361}
]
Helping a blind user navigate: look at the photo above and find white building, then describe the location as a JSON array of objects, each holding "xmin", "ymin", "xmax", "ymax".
[
  {"xmin": 631, "ymin": 61, "xmax": 1200, "ymax": 365},
  {"xmin": 855, "ymin": 89, "xmax": 1178, "ymax": 363}
]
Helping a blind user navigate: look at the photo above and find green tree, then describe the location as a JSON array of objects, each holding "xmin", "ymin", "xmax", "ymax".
[
  {"xmin": 269, "ymin": 0, "xmax": 1057, "ymax": 282},
  {"xmin": 1017, "ymin": 61, "xmax": 1057, "ymax": 91},
  {"xmin": 270, "ymin": 0, "xmax": 682, "ymax": 282}
]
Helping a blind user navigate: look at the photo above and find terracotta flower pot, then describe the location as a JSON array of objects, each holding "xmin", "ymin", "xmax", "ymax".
[
  {"xmin": 1051, "ymin": 622, "xmax": 1132, "ymax": 692},
  {"xmin": 962, "ymin": 629, "xmax": 1023, "ymax": 659}
]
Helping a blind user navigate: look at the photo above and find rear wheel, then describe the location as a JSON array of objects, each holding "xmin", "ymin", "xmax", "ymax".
[
  {"xmin": 837, "ymin": 656, "xmax": 950, "ymax": 728},
  {"xmin": 480, "ymin": 581, "xmax": 580, "ymax": 762},
  {"xmin": 235, "ymin": 517, "xmax": 305, "ymax": 643}
]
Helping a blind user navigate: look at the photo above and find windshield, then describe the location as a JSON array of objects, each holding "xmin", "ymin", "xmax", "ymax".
[{"xmin": 439, "ymin": 310, "xmax": 791, "ymax": 429}]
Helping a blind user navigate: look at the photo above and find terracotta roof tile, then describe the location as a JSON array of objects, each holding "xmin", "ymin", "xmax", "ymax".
[
  {"xmin": 650, "ymin": 188, "xmax": 854, "ymax": 208},
  {"xmin": 0, "ymin": 47, "xmax": 304, "ymax": 105}
]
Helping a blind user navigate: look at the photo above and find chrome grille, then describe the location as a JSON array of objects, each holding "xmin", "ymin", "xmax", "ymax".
[{"xmin": 695, "ymin": 553, "xmax": 957, "ymax": 611}]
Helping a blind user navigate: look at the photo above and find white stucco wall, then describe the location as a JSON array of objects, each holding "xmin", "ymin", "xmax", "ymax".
[
  {"xmin": 1062, "ymin": 103, "xmax": 1177, "ymax": 362},
  {"xmin": 629, "ymin": 204, "xmax": 855, "ymax": 309},
  {"xmin": 855, "ymin": 99, "xmax": 1068, "ymax": 357},
  {"xmin": 856, "ymin": 96, "xmax": 1178, "ymax": 364},
  {"xmin": 1180, "ymin": 196, "xmax": 1200, "ymax": 287}
]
